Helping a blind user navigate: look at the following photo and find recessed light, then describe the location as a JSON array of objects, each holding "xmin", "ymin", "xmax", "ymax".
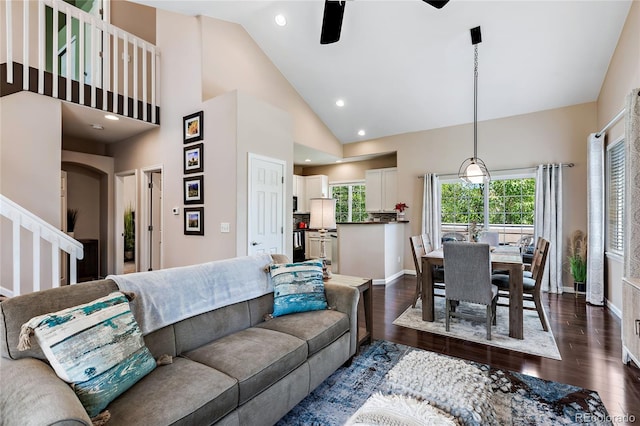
[
  {"xmin": 358, "ymin": 129, "xmax": 366, "ymax": 136},
  {"xmin": 275, "ymin": 14, "xmax": 286, "ymax": 26},
  {"xmin": 335, "ymin": 160, "xmax": 343, "ymax": 163},
  {"xmin": 335, "ymin": 99, "xmax": 345, "ymax": 107},
  {"xmin": 105, "ymin": 114, "xmax": 119, "ymax": 121},
  {"xmin": 304, "ymin": 158, "xmax": 311, "ymax": 163},
  {"xmin": 90, "ymin": 124, "xmax": 104, "ymax": 130}
]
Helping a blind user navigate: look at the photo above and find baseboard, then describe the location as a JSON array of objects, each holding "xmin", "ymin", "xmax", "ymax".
[
  {"xmin": 606, "ymin": 299, "xmax": 622, "ymax": 319},
  {"xmin": 404, "ymin": 269, "xmax": 417, "ymax": 276},
  {"xmin": 0, "ymin": 286, "xmax": 14, "ymax": 298},
  {"xmin": 373, "ymin": 270, "xmax": 407, "ymax": 286}
]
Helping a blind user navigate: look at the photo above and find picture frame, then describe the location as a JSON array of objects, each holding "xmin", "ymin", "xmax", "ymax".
[
  {"xmin": 183, "ymin": 111, "xmax": 204, "ymax": 144},
  {"xmin": 183, "ymin": 175, "xmax": 204, "ymax": 204},
  {"xmin": 183, "ymin": 143, "xmax": 203, "ymax": 174},
  {"xmin": 184, "ymin": 207, "xmax": 204, "ymax": 236}
]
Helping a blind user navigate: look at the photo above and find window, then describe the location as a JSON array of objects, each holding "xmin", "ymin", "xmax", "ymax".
[
  {"xmin": 440, "ymin": 176, "xmax": 535, "ymax": 244},
  {"xmin": 330, "ymin": 182, "xmax": 367, "ymax": 223},
  {"xmin": 607, "ymin": 139, "xmax": 625, "ymax": 254}
]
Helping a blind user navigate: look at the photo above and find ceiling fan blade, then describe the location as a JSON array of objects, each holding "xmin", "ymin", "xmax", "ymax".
[
  {"xmin": 422, "ymin": 0, "xmax": 450, "ymax": 9},
  {"xmin": 320, "ymin": 1, "xmax": 346, "ymax": 45}
]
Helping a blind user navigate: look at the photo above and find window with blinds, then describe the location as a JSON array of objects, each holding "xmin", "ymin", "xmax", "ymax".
[{"xmin": 607, "ymin": 139, "xmax": 625, "ymax": 254}]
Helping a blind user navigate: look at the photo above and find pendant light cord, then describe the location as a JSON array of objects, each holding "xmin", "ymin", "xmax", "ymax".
[{"xmin": 473, "ymin": 44, "xmax": 478, "ymax": 160}]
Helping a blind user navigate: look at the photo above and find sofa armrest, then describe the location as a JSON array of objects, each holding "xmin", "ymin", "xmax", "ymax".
[
  {"xmin": 0, "ymin": 357, "xmax": 91, "ymax": 426},
  {"xmin": 324, "ymin": 283, "xmax": 360, "ymax": 357}
]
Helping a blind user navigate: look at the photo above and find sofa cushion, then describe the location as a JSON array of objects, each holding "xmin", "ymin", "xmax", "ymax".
[
  {"xmin": 184, "ymin": 328, "xmax": 307, "ymax": 405},
  {"xmin": 18, "ymin": 292, "xmax": 156, "ymax": 418},
  {"xmin": 269, "ymin": 260, "xmax": 327, "ymax": 317},
  {"xmin": 0, "ymin": 279, "xmax": 118, "ymax": 361},
  {"xmin": 106, "ymin": 356, "xmax": 238, "ymax": 426},
  {"xmin": 256, "ymin": 309, "xmax": 349, "ymax": 356}
]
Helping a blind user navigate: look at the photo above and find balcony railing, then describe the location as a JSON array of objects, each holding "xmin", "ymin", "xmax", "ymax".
[{"xmin": 2, "ymin": 0, "xmax": 158, "ymax": 124}]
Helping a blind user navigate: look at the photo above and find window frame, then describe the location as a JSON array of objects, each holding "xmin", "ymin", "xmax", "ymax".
[
  {"xmin": 438, "ymin": 172, "xmax": 536, "ymax": 244},
  {"xmin": 329, "ymin": 180, "xmax": 366, "ymax": 223},
  {"xmin": 606, "ymin": 136, "xmax": 625, "ymax": 258}
]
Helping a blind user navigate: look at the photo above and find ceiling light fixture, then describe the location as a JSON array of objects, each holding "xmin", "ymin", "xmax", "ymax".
[
  {"xmin": 357, "ymin": 129, "xmax": 366, "ymax": 136},
  {"xmin": 335, "ymin": 99, "xmax": 345, "ymax": 107},
  {"xmin": 105, "ymin": 114, "xmax": 119, "ymax": 121},
  {"xmin": 274, "ymin": 14, "xmax": 287, "ymax": 26},
  {"xmin": 304, "ymin": 158, "xmax": 311, "ymax": 162},
  {"xmin": 335, "ymin": 160, "xmax": 342, "ymax": 163},
  {"xmin": 458, "ymin": 26, "xmax": 490, "ymax": 185}
]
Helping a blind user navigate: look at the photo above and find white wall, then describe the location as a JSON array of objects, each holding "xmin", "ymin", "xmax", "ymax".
[{"xmin": 1, "ymin": 92, "xmax": 62, "ymax": 293}]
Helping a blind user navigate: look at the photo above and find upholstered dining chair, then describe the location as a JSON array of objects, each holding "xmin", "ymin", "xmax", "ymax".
[
  {"xmin": 478, "ymin": 231, "xmax": 500, "ymax": 247},
  {"xmin": 491, "ymin": 238, "xmax": 551, "ymax": 331},
  {"xmin": 443, "ymin": 242, "xmax": 498, "ymax": 340},
  {"xmin": 422, "ymin": 233, "xmax": 446, "ymax": 292}
]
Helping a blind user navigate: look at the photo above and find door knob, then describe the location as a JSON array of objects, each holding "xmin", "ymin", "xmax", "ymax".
[{"xmin": 251, "ymin": 241, "xmax": 262, "ymax": 246}]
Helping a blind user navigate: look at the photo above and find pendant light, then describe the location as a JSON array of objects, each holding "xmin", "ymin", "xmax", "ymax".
[{"xmin": 459, "ymin": 26, "xmax": 491, "ymax": 184}]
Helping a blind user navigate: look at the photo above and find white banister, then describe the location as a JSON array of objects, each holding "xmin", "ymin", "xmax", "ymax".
[
  {"xmin": 3, "ymin": 0, "xmax": 159, "ymax": 125},
  {"xmin": 6, "ymin": 0, "xmax": 13, "ymax": 84},
  {"xmin": 1, "ymin": 194, "xmax": 84, "ymax": 297},
  {"xmin": 22, "ymin": 0, "xmax": 28, "ymax": 90}
]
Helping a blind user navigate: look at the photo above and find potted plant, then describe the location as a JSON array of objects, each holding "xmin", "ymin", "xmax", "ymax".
[
  {"xmin": 395, "ymin": 202, "xmax": 408, "ymax": 220},
  {"xmin": 124, "ymin": 205, "xmax": 135, "ymax": 261},
  {"xmin": 568, "ymin": 230, "xmax": 587, "ymax": 294},
  {"xmin": 66, "ymin": 208, "xmax": 78, "ymax": 237}
]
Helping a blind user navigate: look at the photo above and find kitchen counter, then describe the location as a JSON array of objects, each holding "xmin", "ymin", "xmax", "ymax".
[
  {"xmin": 337, "ymin": 221, "xmax": 409, "ymax": 225},
  {"xmin": 337, "ymin": 222, "xmax": 407, "ymax": 285}
]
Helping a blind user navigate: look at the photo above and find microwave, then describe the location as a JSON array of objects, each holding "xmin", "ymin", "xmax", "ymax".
[{"xmin": 293, "ymin": 196, "xmax": 298, "ymax": 213}]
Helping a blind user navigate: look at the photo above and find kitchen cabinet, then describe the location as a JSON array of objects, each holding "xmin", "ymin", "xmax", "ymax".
[
  {"xmin": 293, "ymin": 175, "xmax": 306, "ymax": 212},
  {"xmin": 622, "ymin": 278, "xmax": 640, "ymax": 367},
  {"xmin": 365, "ymin": 168, "xmax": 397, "ymax": 212},
  {"xmin": 293, "ymin": 174, "xmax": 328, "ymax": 213}
]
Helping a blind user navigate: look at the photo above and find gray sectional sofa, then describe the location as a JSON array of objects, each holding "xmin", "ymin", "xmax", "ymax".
[{"xmin": 0, "ymin": 254, "xmax": 360, "ymax": 426}]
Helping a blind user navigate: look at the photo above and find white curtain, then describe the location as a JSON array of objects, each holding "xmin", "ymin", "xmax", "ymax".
[
  {"xmin": 421, "ymin": 174, "xmax": 441, "ymax": 248},
  {"xmin": 587, "ymin": 133, "xmax": 605, "ymax": 305},
  {"xmin": 534, "ymin": 164, "xmax": 564, "ymax": 293},
  {"xmin": 625, "ymin": 89, "xmax": 640, "ymax": 278}
]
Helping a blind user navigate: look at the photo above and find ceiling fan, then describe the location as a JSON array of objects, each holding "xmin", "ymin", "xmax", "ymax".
[{"xmin": 320, "ymin": 0, "xmax": 450, "ymax": 44}]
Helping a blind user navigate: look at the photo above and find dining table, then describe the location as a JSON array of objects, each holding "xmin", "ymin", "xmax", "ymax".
[{"xmin": 421, "ymin": 245, "xmax": 525, "ymax": 340}]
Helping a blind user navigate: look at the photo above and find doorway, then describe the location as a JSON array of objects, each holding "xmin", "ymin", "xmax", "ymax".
[
  {"xmin": 247, "ymin": 154, "xmax": 285, "ymax": 256},
  {"xmin": 141, "ymin": 167, "xmax": 162, "ymax": 271},
  {"xmin": 115, "ymin": 171, "xmax": 137, "ymax": 274}
]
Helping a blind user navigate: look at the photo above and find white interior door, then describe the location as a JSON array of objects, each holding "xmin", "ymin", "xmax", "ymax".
[
  {"xmin": 150, "ymin": 172, "xmax": 162, "ymax": 270},
  {"xmin": 248, "ymin": 154, "xmax": 285, "ymax": 256},
  {"xmin": 60, "ymin": 171, "xmax": 68, "ymax": 285}
]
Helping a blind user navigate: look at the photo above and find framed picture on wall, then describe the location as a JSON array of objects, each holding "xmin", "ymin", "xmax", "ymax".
[
  {"xmin": 183, "ymin": 175, "xmax": 204, "ymax": 204},
  {"xmin": 184, "ymin": 207, "xmax": 204, "ymax": 236},
  {"xmin": 183, "ymin": 143, "xmax": 203, "ymax": 174},
  {"xmin": 183, "ymin": 111, "xmax": 204, "ymax": 143}
]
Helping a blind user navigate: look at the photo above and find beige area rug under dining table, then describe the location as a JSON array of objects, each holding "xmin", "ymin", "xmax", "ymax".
[{"xmin": 393, "ymin": 294, "xmax": 561, "ymax": 360}]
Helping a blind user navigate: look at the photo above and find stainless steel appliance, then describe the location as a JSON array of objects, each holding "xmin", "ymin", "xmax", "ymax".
[
  {"xmin": 293, "ymin": 229, "xmax": 305, "ymax": 262},
  {"xmin": 293, "ymin": 196, "xmax": 298, "ymax": 213}
]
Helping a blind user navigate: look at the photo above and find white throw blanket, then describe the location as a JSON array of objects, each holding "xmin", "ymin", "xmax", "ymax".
[{"xmin": 107, "ymin": 254, "xmax": 274, "ymax": 335}]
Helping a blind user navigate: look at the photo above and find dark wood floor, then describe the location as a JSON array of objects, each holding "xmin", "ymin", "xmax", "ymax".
[{"xmin": 371, "ymin": 274, "xmax": 640, "ymax": 423}]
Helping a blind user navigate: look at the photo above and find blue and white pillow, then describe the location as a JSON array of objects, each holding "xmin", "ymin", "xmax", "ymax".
[
  {"xmin": 270, "ymin": 260, "xmax": 328, "ymax": 317},
  {"xmin": 19, "ymin": 292, "xmax": 156, "ymax": 418}
]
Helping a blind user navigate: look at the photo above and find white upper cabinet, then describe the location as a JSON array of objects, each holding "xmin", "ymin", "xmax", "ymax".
[
  {"xmin": 293, "ymin": 174, "xmax": 328, "ymax": 213},
  {"xmin": 365, "ymin": 168, "xmax": 397, "ymax": 212}
]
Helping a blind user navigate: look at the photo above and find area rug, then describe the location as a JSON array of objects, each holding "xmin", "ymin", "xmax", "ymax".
[
  {"xmin": 392, "ymin": 296, "xmax": 561, "ymax": 360},
  {"xmin": 277, "ymin": 340, "xmax": 611, "ymax": 426}
]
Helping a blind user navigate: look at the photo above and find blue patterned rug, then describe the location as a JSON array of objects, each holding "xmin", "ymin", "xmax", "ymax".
[{"xmin": 277, "ymin": 340, "xmax": 611, "ymax": 425}]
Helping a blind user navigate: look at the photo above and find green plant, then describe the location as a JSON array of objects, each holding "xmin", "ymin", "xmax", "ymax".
[
  {"xmin": 124, "ymin": 205, "xmax": 135, "ymax": 253},
  {"xmin": 67, "ymin": 208, "xmax": 79, "ymax": 232},
  {"xmin": 568, "ymin": 230, "xmax": 587, "ymax": 283}
]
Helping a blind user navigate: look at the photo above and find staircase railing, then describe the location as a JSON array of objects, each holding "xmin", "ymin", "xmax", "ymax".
[
  {"xmin": 0, "ymin": 194, "xmax": 83, "ymax": 297},
  {"xmin": 2, "ymin": 0, "xmax": 158, "ymax": 124}
]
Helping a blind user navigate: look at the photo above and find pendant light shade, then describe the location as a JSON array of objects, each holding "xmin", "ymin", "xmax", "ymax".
[{"xmin": 459, "ymin": 26, "xmax": 491, "ymax": 185}]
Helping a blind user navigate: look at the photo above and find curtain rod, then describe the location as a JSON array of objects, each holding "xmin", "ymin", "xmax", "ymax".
[
  {"xmin": 596, "ymin": 108, "xmax": 625, "ymax": 138},
  {"xmin": 418, "ymin": 163, "xmax": 574, "ymax": 179}
]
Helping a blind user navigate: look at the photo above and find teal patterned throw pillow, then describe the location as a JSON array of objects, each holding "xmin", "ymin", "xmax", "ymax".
[
  {"xmin": 270, "ymin": 260, "xmax": 328, "ymax": 317},
  {"xmin": 18, "ymin": 292, "xmax": 156, "ymax": 418}
]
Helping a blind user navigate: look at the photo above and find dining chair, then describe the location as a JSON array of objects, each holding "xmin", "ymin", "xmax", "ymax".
[
  {"xmin": 409, "ymin": 235, "xmax": 427, "ymax": 308},
  {"xmin": 491, "ymin": 238, "xmax": 551, "ymax": 331},
  {"xmin": 422, "ymin": 233, "xmax": 446, "ymax": 291},
  {"xmin": 443, "ymin": 242, "xmax": 498, "ymax": 340},
  {"xmin": 478, "ymin": 231, "xmax": 500, "ymax": 247}
]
